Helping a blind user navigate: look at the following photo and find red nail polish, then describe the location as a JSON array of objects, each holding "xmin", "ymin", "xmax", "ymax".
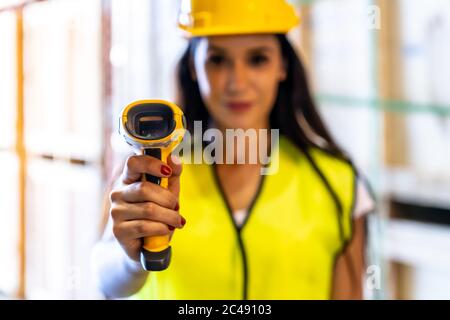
[
  {"xmin": 168, "ymin": 225, "xmax": 175, "ymax": 231},
  {"xmin": 175, "ymin": 203, "xmax": 179, "ymax": 211},
  {"xmin": 181, "ymin": 217, "xmax": 186, "ymax": 226},
  {"xmin": 161, "ymin": 165, "xmax": 172, "ymax": 176}
]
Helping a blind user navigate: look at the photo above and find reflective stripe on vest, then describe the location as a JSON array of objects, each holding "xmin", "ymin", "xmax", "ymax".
[{"xmin": 133, "ymin": 135, "xmax": 356, "ymax": 299}]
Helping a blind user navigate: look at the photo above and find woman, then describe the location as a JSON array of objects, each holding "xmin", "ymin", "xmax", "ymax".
[{"xmin": 93, "ymin": 0, "xmax": 375, "ymax": 299}]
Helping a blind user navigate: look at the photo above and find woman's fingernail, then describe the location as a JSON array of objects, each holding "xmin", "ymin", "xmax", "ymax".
[
  {"xmin": 168, "ymin": 225, "xmax": 175, "ymax": 231},
  {"xmin": 181, "ymin": 216, "xmax": 186, "ymax": 227},
  {"xmin": 175, "ymin": 202, "xmax": 179, "ymax": 211},
  {"xmin": 161, "ymin": 165, "xmax": 172, "ymax": 176}
]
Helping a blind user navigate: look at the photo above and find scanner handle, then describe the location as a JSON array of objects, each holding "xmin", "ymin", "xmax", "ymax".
[{"xmin": 140, "ymin": 147, "xmax": 172, "ymax": 271}]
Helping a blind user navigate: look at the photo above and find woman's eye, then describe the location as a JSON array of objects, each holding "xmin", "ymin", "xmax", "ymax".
[
  {"xmin": 208, "ymin": 55, "xmax": 226, "ymax": 65},
  {"xmin": 249, "ymin": 54, "xmax": 269, "ymax": 66}
]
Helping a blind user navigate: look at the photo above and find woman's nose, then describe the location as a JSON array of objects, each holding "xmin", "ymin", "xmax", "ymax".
[{"xmin": 227, "ymin": 61, "xmax": 249, "ymax": 93}]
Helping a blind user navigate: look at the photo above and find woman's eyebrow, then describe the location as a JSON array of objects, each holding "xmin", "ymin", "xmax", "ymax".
[
  {"xmin": 247, "ymin": 47, "xmax": 274, "ymax": 54},
  {"xmin": 207, "ymin": 45, "xmax": 275, "ymax": 54},
  {"xmin": 207, "ymin": 45, "xmax": 226, "ymax": 53}
]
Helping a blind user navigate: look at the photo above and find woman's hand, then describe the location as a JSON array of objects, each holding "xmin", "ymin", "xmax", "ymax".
[{"xmin": 109, "ymin": 154, "xmax": 185, "ymax": 262}]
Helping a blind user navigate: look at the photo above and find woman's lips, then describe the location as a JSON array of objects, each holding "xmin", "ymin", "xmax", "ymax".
[{"xmin": 226, "ymin": 101, "xmax": 252, "ymax": 112}]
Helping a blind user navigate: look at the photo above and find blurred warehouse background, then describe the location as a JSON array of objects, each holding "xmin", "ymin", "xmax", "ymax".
[{"xmin": 0, "ymin": 0, "xmax": 450, "ymax": 299}]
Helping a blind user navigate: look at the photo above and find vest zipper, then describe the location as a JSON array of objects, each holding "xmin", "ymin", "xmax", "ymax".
[{"xmin": 211, "ymin": 164, "xmax": 266, "ymax": 300}]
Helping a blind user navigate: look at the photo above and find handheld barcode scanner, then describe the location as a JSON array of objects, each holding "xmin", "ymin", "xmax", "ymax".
[{"xmin": 119, "ymin": 100, "xmax": 186, "ymax": 271}]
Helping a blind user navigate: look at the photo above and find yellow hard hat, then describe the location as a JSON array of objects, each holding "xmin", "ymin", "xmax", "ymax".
[{"xmin": 178, "ymin": 0, "xmax": 300, "ymax": 37}]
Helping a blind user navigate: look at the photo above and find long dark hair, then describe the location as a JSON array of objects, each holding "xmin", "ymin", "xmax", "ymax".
[{"xmin": 175, "ymin": 34, "xmax": 358, "ymax": 296}]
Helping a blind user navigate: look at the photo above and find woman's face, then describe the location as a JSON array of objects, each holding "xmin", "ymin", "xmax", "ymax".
[{"xmin": 191, "ymin": 34, "xmax": 286, "ymax": 131}]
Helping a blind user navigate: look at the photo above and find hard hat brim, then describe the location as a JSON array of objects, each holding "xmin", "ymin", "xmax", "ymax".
[{"xmin": 178, "ymin": 18, "xmax": 300, "ymax": 38}]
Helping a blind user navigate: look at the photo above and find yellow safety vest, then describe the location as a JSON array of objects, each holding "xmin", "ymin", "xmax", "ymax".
[{"xmin": 133, "ymin": 135, "xmax": 356, "ymax": 299}]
